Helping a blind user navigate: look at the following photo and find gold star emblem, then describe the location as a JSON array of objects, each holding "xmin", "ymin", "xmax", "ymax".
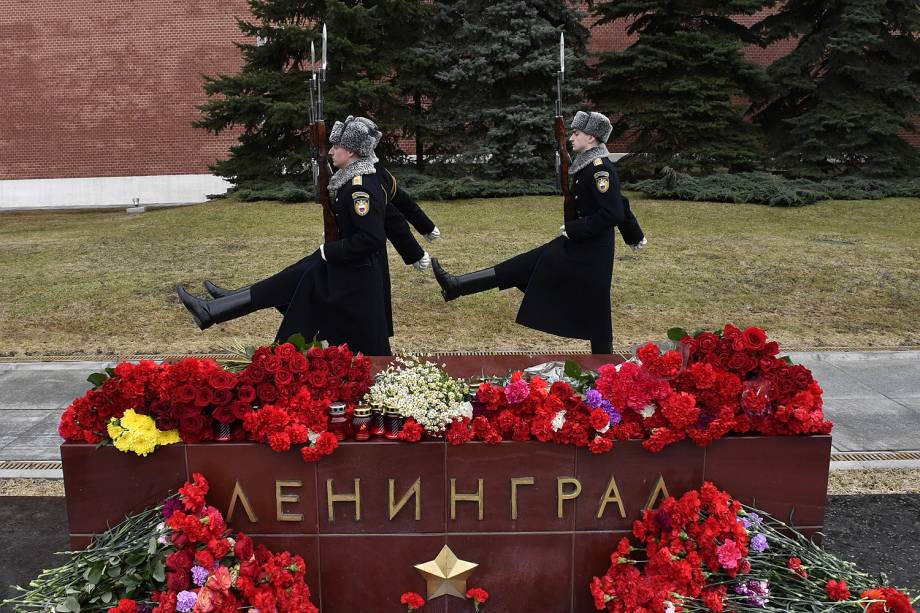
[{"xmin": 414, "ymin": 545, "xmax": 478, "ymax": 600}]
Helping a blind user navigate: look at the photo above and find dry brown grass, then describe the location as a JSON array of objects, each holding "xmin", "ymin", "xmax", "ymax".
[{"xmin": 1, "ymin": 194, "xmax": 919, "ymax": 357}]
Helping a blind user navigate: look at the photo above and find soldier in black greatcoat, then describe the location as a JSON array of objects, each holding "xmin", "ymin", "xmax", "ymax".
[
  {"xmin": 200, "ymin": 117, "xmax": 442, "ymax": 337},
  {"xmin": 432, "ymin": 111, "xmax": 647, "ymax": 354},
  {"xmin": 176, "ymin": 117, "xmax": 394, "ymax": 355}
]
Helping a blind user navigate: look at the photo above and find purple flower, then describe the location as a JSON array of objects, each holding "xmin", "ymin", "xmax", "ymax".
[
  {"xmin": 751, "ymin": 533, "xmax": 768, "ymax": 553},
  {"xmin": 504, "ymin": 379, "xmax": 529, "ymax": 404},
  {"xmin": 191, "ymin": 564, "xmax": 209, "ymax": 587},
  {"xmin": 176, "ymin": 590, "xmax": 197, "ymax": 613},
  {"xmin": 585, "ymin": 389, "xmax": 603, "ymax": 408},
  {"xmin": 602, "ymin": 401, "xmax": 622, "ymax": 426},
  {"xmin": 734, "ymin": 580, "xmax": 770, "ymax": 607},
  {"xmin": 162, "ymin": 498, "xmax": 181, "ymax": 519}
]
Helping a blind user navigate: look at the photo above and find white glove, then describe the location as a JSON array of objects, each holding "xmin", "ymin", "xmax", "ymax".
[
  {"xmin": 319, "ymin": 244, "xmax": 327, "ymax": 261},
  {"xmin": 413, "ymin": 251, "xmax": 431, "ymax": 272},
  {"xmin": 631, "ymin": 237, "xmax": 648, "ymax": 252},
  {"xmin": 559, "ymin": 224, "xmax": 568, "ymax": 238},
  {"xmin": 425, "ymin": 226, "xmax": 441, "ymax": 242}
]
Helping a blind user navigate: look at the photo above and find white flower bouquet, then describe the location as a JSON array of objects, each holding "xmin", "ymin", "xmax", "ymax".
[{"xmin": 363, "ymin": 356, "xmax": 473, "ymax": 435}]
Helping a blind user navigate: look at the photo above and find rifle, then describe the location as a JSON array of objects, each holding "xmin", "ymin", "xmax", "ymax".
[
  {"xmin": 307, "ymin": 25, "xmax": 339, "ymax": 241},
  {"xmin": 553, "ymin": 32, "xmax": 577, "ymax": 222}
]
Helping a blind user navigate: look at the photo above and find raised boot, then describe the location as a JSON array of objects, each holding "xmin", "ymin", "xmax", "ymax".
[
  {"xmin": 177, "ymin": 285, "xmax": 256, "ymax": 330},
  {"xmin": 204, "ymin": 279, "xmax": 247, "ymax": 299},
  {"xmin": 432, "ymin": 258, "xmax": 498, "ymax": 302}
]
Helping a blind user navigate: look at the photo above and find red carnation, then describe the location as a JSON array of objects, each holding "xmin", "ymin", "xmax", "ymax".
[
  {"xmin": 786, "ymin": 556, "xmax": 808, "ymax": 578},
  {"xmin": 466, "ymin": 587, "xmax": 489, "ymax": 611},
  {"xmin": 398, "ymin": 418, "xmax": 424, "ymax": 442},
  {"xmin": 447, "ymin": 418, "xmax": 473, "ymax": 445},
  {"xmin": 107, "ymin": 598, "xmax": 137, "ymax": 613},
  {"xmin": 234, "ymin": 533, "xmax": 254, "ymax": 561},
  {"xmin": 400, "ymin": 591, "xmax": 425, "ymax": 611},
  {"xmin": 860, "ymin": 587, "xmax": 915, "ymax": 613},
  {"xmin": 825, "ymin": 579, "xmax": 851, "ymax": 601},
  {"xmin": 589, "ymin": 408, "xmax": 610, "ymax": 431},
  {"xmin": 589, "ymin": 435, "xmax": 614, "ymax": 454}
]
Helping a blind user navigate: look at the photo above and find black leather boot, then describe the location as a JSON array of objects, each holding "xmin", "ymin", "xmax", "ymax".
[
  {"xmin": 206, "ymin": 280, "xmax": 288, "ymax": 314},
  {"xmin": 204, "ymin": 279, "xmax": 246, "ymax": 299},
  {"xmin": 432, "ymin": 258, "xmax": 498, "ymax": 302},
  {"xmin": 177, "ymin": 285, "xmax": 256, "ymax": 330}
]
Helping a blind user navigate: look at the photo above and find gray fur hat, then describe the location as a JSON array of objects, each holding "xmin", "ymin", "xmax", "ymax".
[
  {"xmin": 328, "ymin": 115, "xmax": 381, "ymax": 158},
  {"xmin": 570, "ymin": 111, "xmax": 613, "ymax": 143},
  {"xmin": 352, "ymin": 116, "xmax": 383, "ymax": 151}
]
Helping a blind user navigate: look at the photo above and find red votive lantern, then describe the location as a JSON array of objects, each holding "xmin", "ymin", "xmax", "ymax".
[
  {"xmin": 369, "ymin": 407, "xmax": 386, "ymax": 436},
  {"xmin": 352, "ymin": 406, "xmax": 372, "ymax": 441},
  {"xmin": 328, "ymin": 401, "xmax": 348, "ymax": 441},
  {"xmin": 384, "ymin": 409, "xmax": 405, "ymax": 440}
]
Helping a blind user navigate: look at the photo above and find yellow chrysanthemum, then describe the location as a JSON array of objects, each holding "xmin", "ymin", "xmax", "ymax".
[
  {"xmin": 107, "ymin": 422, "xmax": 125, "ymax": 440},
  {"xmin": 113, "ymin": 429, "xmax": 157, "ymax": 456},
  {"xmin": 156, "ymin": 429, "xmax": 182, "ymax": 446},
  {"xmin": 107, "ymin": 408, "xmax": 181, "ymax": 456},
  {"xmin": 120, "ymin": 409, "xmax": 154, "ymax": 432}
]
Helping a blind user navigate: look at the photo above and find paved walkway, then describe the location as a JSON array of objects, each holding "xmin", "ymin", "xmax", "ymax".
[{"xmin": 1, "ymin": 352, "xmax": 918, "ymax": 476}]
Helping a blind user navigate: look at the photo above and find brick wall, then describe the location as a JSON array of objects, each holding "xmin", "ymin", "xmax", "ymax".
[
  {"xmin": 0, "ymin": 2, "xmax": 915, "ymax": 180},
  {"xmin": 0, "ymin": 0, "xmax": 250, "ymax": 180}
]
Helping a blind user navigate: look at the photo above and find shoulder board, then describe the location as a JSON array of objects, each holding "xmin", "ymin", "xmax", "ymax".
[
  {"xmin": 352, "ymin": 175, "xmax": 363, "ymax": 186},
  {"xmin": 593, "ymin": 158, "xmax": 603, "ymax": 166}
]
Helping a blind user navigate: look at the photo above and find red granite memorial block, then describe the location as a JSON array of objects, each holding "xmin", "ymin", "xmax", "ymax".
[
  {"xmin": 445, "ymin": 533, "xmax": 575, "ymax": 612},
  {"xmin": 59, "ymin": 354, "xmax": 832, "ymax": 612},
  {"xmin": 186, "ymin": 442, "xmax": 319, "ymax": 535},
  {"xmin": 446, "ymin": 441, "xmax": 576, "ymax": 532},
  {"xmin": 318, "ymin": 534, "xmax": 448, "ymax": 613},
  {"xmin": 61, "ymin": 442, "xmax": 187, "ymax": 538},
  {"xmin": 316, "ymin": 441, "xmax": 446, "ymax": 534},
  {"xmin": 703, "ymin": 435, "xmax": 832, "ymax": 528},
  {"xmin": 573, "ymin": 440, "xmax": 706, "ymax": 532}
]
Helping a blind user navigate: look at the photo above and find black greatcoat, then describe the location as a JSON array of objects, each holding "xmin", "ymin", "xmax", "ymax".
[
  {"xmin": 275, "ymin": 173, "xmax": 392, "ymax": 355},
  {"xmin": 376, "ymin": 163, "xmax": 437, "ymax": 264},
  {"xmin": 494, "ymin": 156, "xmax": 641, "ymax": 342}
]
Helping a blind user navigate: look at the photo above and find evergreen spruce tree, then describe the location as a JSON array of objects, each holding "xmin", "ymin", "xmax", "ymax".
[
  {"xmin": 588, "ymin": 0, "xmax": 772, "ymax": 178},
  {"xmin": 416, "ymin": 0, "xmax": 591, "ymax": 178},
  {"xmin": 753, "ymin": 0, "xmax": 920, "ymax": 178},
  {"xmin": 195, "ymin": 0, "xmax": 428, "ymax": 184}
]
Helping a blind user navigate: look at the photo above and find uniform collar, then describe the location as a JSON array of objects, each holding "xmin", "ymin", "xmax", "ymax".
[
  {"xmin": 328, "ymin": 157, "xmax": 376, "ymax": 195},
  {"xmin": 569, "ymin": 144, "xmax": 610, "ymax": 175}
]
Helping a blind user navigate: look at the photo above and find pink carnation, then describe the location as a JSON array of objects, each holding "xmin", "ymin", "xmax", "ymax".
[
  {"xmin": 716, "ymin": 539, "xmax": 743, "ymax": 570},
  {"xmin": 504, "ymin": 378, "xmax": 529, "ymax": 404}
]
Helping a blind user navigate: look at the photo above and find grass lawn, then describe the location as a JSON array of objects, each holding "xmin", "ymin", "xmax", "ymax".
[{"xmin": 1, "ymin": 195, "xmax": 918, "ymax": 357}]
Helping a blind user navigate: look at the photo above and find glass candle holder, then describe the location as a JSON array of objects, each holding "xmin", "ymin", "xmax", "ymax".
[
  {"xmin": 352, "ymin": 406, "xmax": 372, "ymax": 441},
  {"xmin": 328, "ymin": 401, "xmax": 348, "ymax": 441},
  {"xmin": 369, "ymin": 407, "xmax": 386, "ymax": 436},
  {"xmin": 384, "ymin": 409, "xmax": 405, "ymax": 440}
]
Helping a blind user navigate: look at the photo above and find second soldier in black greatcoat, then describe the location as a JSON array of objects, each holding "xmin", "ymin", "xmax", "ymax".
[{"xmin": 432, "ymin": 111, "xmax": 646, "ymax": 354}]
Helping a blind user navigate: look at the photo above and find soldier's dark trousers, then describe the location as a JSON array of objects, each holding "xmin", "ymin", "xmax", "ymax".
[{"xmin": 250, "ymin": 254, "xmax": 320, "ymax": 312}]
